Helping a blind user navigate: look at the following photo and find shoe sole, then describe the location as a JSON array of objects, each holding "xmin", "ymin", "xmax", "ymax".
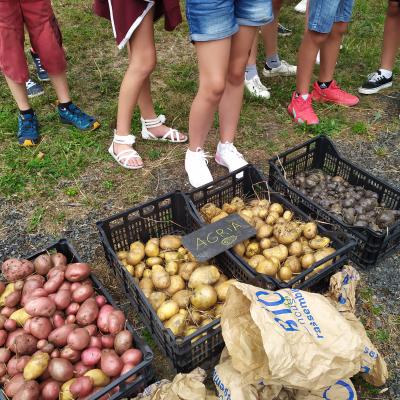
[
  {"xmin": 60, "ymin": 119, "xmax": 101, "ymax": 131},
  {"xmin": 278, "ymin": 32, "xmax": 292, "ymax": 37},
  {"xmin": 244, "ymin": 87, "xmax": 271, "ymax": 99},
  {"xmin": 27, "ymin": 91, "xmax": 45, "ymax": 99},
  {"xmin": 358, "ymin": 82, "xmax": 393, "ymax": 95},
  {"xmin": 287, "ymin": 108, "xmax": 319, "ymax": 125},
  {"xmin": 262, "ymin": 68, "xmax": 297, "ymax": 78},
  {"xmin": 19, "ymin": 139, "xmax": 38, "ymax": 147},
  {"xmin": 38, "ymin": 77, "xmax": 50, "ymax": 82}
]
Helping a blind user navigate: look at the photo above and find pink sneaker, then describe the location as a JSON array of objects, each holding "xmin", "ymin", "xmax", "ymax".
[
  {"xmin": 288, "ymin": 92, "xmax": 319, "ymax": 125},
  {"xmin": 311, "ymin": 80, "xmax": 359, "ymax": 106}
]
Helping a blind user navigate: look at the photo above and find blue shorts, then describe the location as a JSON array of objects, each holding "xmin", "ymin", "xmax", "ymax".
[
  {"xmin": 308, "ymin": 0, "xmax": 355, "ymax": 33},
  {"xmin": 186, "ymin": 0, "xmax": 273, "ymax": 42}
]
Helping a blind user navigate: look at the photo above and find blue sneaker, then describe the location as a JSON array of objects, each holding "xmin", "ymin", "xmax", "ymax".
[
  {"xmin": 25, "ymin": 78, "xmax": 44, "ymax": 98},
  {"xmin": 30, "ymin": 50, "xmax": 49, "ymax": 82},
  {"xmin": 18, "ymin": 112, "xmax": 40, "ymax": 146},
  {"xmin": 58, "ymin": 103, "xmax": 100, "ymax": 131}
]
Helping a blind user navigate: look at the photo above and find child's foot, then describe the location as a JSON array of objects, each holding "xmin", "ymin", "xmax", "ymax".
[
  {"xmin": 215, "ymin": 142, "xmax": 248, "ymax": 179},
  {"xmin": 109, "ymin": 132, "xmax": 143, "ymax": 169},
  {"xmin": 263, "ymin": 60, "xmax": 297, "ymax": 78},
  {"xmin": 358, "ymin": 70, "xmax": 393, "ymax": 95},
  {"xmin": 311, "ymin": 81, "xmax": 359, "ymax": 106},
  {"xmin": 288, "ymin": 92, "xmax": 319, "ymax": 125},
  {"xmin": 141, "ymin": 115, "xmax": 187, "ymax": 142},
  {"xmin": 18, "ymin": 110, "xmax": 40, "ymax": 146},
  {"xmin": 185, "ymin": 148, "xmax": 213, "ymax": 188},
  {"xmin": 244, "ymin": 75, "xmax": 271, "ymax": 99},
  {"xmin": 278, "ymin": 23, "xmax": 292, "ymax": 37},
  {"xmin": 30, "ymin": 50, "xmax": 49, "ymax": 82},
  {"xmin": 58, "ymin": 102, "xmax": 101, "ymax": 131},
  {"xmin": 294, "ymin": 0, "xmax": 307, "ymax": 13},
  {"xmin": 26, "ymin": 78, "xmax": 44, "ymax": 98}
]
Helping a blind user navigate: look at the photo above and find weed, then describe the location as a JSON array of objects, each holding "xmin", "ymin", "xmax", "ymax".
[
  {"xmin": 28, "ymin": 207, "xmax": 45, "ymax": 232},
  {"xmin": 351, "ymin": 121, "xmax": 368, "ymax": 135}
]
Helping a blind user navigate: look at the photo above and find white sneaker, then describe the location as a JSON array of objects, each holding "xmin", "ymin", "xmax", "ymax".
[
  {"xmin": 244, "ymin": 75, "xmax": 271, "ymax": 99},
  {"xmin": 185, "ymin": 148, "xmax": 213, "ymax": 188},
  {"xmin": 262, "ymin": 60, "xmax": 297, "ymax": 78},
  {"xmin": 294, "ymin": 0, "xmax": 307, "ymax": 13},
  {"xmin": 215, "ymin": 142, "xmax": 248, "ymax": 179}
]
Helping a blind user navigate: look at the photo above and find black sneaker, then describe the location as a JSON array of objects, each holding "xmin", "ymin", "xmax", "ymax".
[
  {"xmin": 358, "ymin": 70, "xmax": 393, "ymax": 95},
  {"xmin": 278, "ymin": 23, "xmax": 292, "ymax": 37},
  {"xmin": 25, "ymin": 78, "xmax": 44, "ymax": 98}
]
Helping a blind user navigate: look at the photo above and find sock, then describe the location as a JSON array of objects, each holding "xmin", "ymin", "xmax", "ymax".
[
  {"xmin": 58, "ymin": 101, "xmax": 73, "ymax": 110},
  {"xmin": 245, "ymin": 64, "xmax": 258, "ymax": 80},
  {"xmin": 379, "ymin": 68, "xmax": 393, "ymax": 79},
  {"xmin": 265, "ymin": 54, "xmax": 281, "ymax": 70},
  {"xmin": 296, "ymin": 92, "xmax": 309, "ymax": 100},
  {"xmin": 20, "ymin": 108, "xmax": 34, "ymax": 116},
  {"xmin": 318, "ymin": 80, "xmax": 332, "ymax": 89},
  {"xmin": 218, "ymin": 141, "xmax": 233, "ymax": 151}
]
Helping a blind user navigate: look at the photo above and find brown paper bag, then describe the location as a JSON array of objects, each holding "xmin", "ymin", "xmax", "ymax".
[{"xmin": 221, "ymin": 281, "xmax": 385, "ymax": 390}]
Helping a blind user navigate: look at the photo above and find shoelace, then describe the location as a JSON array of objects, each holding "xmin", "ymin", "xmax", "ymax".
[
  {"xmin": 253, "ymin": 77, "xmax": 268, "ymax": 93},
  {"xmin": 194, "ymin": 148, "xmax": 212, "ymax": 164},
  {"xmin": 19, "ymin": 115, "xmax": 37, "ymax": 136},
  {"xmin": 63, "ymin": 105, "xmax": 91, "ymax": 123},
  {"xmin": 35, "ymin": 57, "xmax": 46, "ymax": 74},
  {"xmin": 221, "ymin": 143, "xmax": 244, "ymax": 159},
  {"xmin": 367, "ymin": 71, "xmax": 385, "ymax": 83},
  {"xmin": 26, "ymin": 79, "xmax": 37, "ymax": 90}
]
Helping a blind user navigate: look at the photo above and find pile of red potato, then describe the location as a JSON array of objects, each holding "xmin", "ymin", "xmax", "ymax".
[{"xmin": 0, "ymin": 252, "xmax": 143, "ymax": 399}]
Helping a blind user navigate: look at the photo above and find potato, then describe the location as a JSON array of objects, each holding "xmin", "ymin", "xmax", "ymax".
[
  {"xmin": 2, "ymin": 259, "xmax": 34, "ymax": 282},
  {"xmin": 51, "ymin": 253, "xmax": 67, "ymax": 269},
  {"xmin": 108, "ymin": 310, "xmax": 125, "ymax": 335},
  {"xmin": 263, "ymin": 245, "xmax": 289, "ymax": 262},
  {"xmin": 64, "ymin": 263, "xmax": 91, "ymax": 282},
  {"xmin": 40, "ymin": 380, "xmax": 61, "ymax": 400},
  {"xmin": 9, "ymin": 333, "xmax": 37, "ymax": 355},
  {"xmin": 72, "ymin": 284, "xmax": 94, "ymax": 303},
  {"xmin": 23, "ymin": 351, "xmax": 49, "ymax": 380},
  {"xmin": 121, "ymin": 348, "xmax": 143, "ymax": 366},
  {"xmin": 0, "ymin": 330, "xmax": 6, "ymax": 346},
  {"xmin": 145, "ymin": 240, "xmax": 160, "ymax": 257},
  {"xmin": 284, "ymin": 256, "xmax": 302, "ymax": 273},
  {"xmin": 172, "ymin": 290, "xmax": 192, "ymax": 308},
  {"xmin": 54, "ymin": 289, "xmax": 72, "ymax": 310},
  {"xmin": 100, "ymin": 349, "xmax": 123, "ymax": 377},
  {"xmin": 97, "ymin": 305, "xmax": 114, "ymax": 333},
  {"xmin": 273, "ymin": 222, "xmax": 302, "ymax": 245},
  {"xmin": 7, "ymin": 355, "xmax": 30, "ymax": 376},
  {"xmin": 152, "ymin": 269, "xmax": 171, "ymax": 290},
  {"xmin": 157, "ymin": 300, "xmax": 179, "ymax": 321},
  {"xmin": 44, "ymin": 270, "xmax": 65, "ymax": 294},
  {"xmin": 30, "ymin": 317, "xmax": 52, "ymax": 339},
  {"xmin": 211, "ymin": 212, "xmax": 229, "ymax": 223},
  {"xmin": 303, "ymin": 222, "xmax": 318, "ymax": 239},
  {"xmin": 130, "ymin": 241, "xmax": 145, "ymax": 252},
  {"xmin": 139, "ymin": 278, "xmax": 154, "ymax": 298},
  {"xmin": 222, "ymin": 203, "xmax": 237, "ymax": 214},
  {"xmin": 278, "ymin": 266, "xmax": 293, "ymax": 281},
  {"xmin": 289, "ymin": 241, "xmax": 303, "ymax": 257},
  {"xmin": 309, "ymin": 237, "xmax": 330, "ymax": 250},
  {"xmin": 165, "ymin": 261, "xmax": 179, "ymax": 276},
  {"xmin": 5, "ymin": 290, "xmax": 22, "ymax": 308},
  {"xmin": 117, "ymin": 251, "xmax": 128, "ymax": 260},
  {"xmin": 14, "ymin": 380, "xmax": 40, "ymax": 400},
  {"xmin": 256, "ymin": 224, "xmax": 273, "ymax": 240},
  {"xmin": 314, "ymin": 248, "xmax": 336, "ymax": 269},
  {"xmin": 191, "ymin": 285, "xmax": 217, "ymax": 311},
  {"xmin": 188, "ymin": 266, "xmax": 220, "ymax": 289},
  {"xmin": 146, "ymin": 257, "xmax": 163, "ymax": 267},
  {"xmin": 245, "ymin": 242, "xmax": 260, "ymax": 258},
  {"xmin": 165, "ymin": 275, "xmax": 185, "ymax": 297},
  {"xmin": 114, "ymin": 330, "xmax": 133, "ymax": 355},
  {"xmin": 179, "ymin": 262, "xmax": 198, "ymax": 281},
  {"xmin": 260, "ymin": 238, "xmax": 272, "ymax": 250},
  {"xmin": 201, "ymin": 203, "xmax": 221, "ymax": 222},
  {"xmin": 0, "ymin": 283, "xmax": 15, "ymax": 307},
  {"xmin": 67, "ymin": 328, "xmax": 90, "ymax": 351},
  {"xmin": 266, "ymin": 212, "xmax": 279, "ymax": 225},
  {"xmin": 60, "ymin": 379, "xmax": 75, "ymax": 400},
  {"xmin": 76, "ymin": 298, "xmax": 99, "ymax": 326},
  {"xmin": 48, "ymin": 358, "xmax": 74, "ymax": 382},
  {"xmin": 256, "ymin": 259, "xmax": 278, "ymax": 276},
  {"xmin": 10, "ymin": 308, "xmax": 31, "ymax": 326},
  {"xmin": 5, "ymin": 374, "xmax": 26, "ymax": 397},
  {"xmin": 269, "ymin": 203, "xmax": 284, "ymax": 215},
  {"xmin": 232, "ymin": 242, "xmax": 245, "ymax": 257},
  {"xmin": 149, "ymin": 292, "xmax": 167, "ymax": 310},
  {"xmin": 214, "ymin": 303, "xmax": 224, "ymax": 318},
  {"xmin": 81, "ymin": 347, "xmax": 101, "ymax": 367},
  {"xmin": 127, "ymin": 249, "xmax": 145, "ymax": 266},
  {"xmin": 84, "ymin": 369, "xmax": 111, "ymax": 387},
  {"xmin": 61, "ymin": 346, "xmax": 81, "ymax": 363},
  {"xmin": 142, "ymin": 269, "xmax": 152, "ymax": 279},
  {"xmin": 215, "ymin": 279, "xmax": 236, "ymax": 302},
  {"xmin": 33, "ymin": 254, "xmax": 53, "ymax": 276},
  {"xmin": 65, "ymin": 303, "xmax": 79, "ymax": 316},
  {"xmin": 48, "ymin": 324, "xmax": 76, "ymax": 347},
  {"xmin": 134, "ymin": 262, "xmax": 146, "ymax": 279},
  {"xmin": 190, "ymin": 311, "xmax": 203, "ymax": 325},
  {"xmin": 164, "ymin": 252, "xmax": 181, "ymax": 263},
  {"xmin": 160, "ymin": 235, "xmax": 181, "ymax": 250},
  {"xmin": 283, "ymin": 210, "xmax": 293, "ymax": 221},
  {"xmin": 164, "ymin": 313, "xmax": 186, "ymax": 336},
  {"xmin": 0, "ymin": 348, "xmax": 11, "ymax": 363}
]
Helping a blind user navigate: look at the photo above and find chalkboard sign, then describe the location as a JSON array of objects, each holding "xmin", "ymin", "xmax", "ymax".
[{"xmin": 182, "ymin": 214, "xmax": 256, "ymax": 262}]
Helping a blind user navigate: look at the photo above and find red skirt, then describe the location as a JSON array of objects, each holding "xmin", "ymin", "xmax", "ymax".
[{"xmin": 93, "ymin": 0, "xmax": 182, "ymax": 49}]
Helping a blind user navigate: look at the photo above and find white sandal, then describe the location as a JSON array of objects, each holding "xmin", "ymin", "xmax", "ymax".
[
  {"xmin": 141, "ymin": 114, "xmax": 187, "ymax": 143},
  {"xmin": 108, "ymin": 131, "xmax": 143, "ymax": 170}
]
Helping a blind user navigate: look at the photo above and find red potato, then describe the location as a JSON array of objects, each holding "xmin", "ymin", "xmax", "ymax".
[
  {"xmin": 50, "ymin": 253, "xmax": 67, "ymax": 269},
  {"xmin": 70, "ymin": 376, "xmax": 93, "ymax": 398},
  {"xmin": 0, "ymin": 362, "xmax": 7, "ymax": 378},
  {"xmin": 76, "ymin": 298, "xmax": 98, "ymax": 326},
  {"xmin": 0, "ymin": 315, "xmax": 6, "ymax": 329},
  {"xmin": 55, "ymin": 289, "xmax": 72, "ymax": 310},
  {"xmin": 14, "ymin": 280, "xmax": 24, "ymax": 291},
  {"xmin": 48, "ymin": 358, "xmax": 74, "ymax": 382},
  {"xmin": 40, "ymin": 379, "xmax": 61, "ymax": 400},
  {"xmin": 101, "ymin": 349, "xmax": 123, "ymax": 377},
  {"xmin": 7, "ymin": 356, "xmax": 30, "ymax": 376},
  {"xmin": 41, "ymin": 343, "xmax": 55, "ymax": 354},
  {"xmin": 4, "ymin": 319, "xmax": 17, "ymax": 332},
  {"xmin": 95, "ymin": 295, "xmax": 106, "ymax": 308},
  {"xmin": 101, "ymin": 335, "xmax": 114, "ymax": 349},
  {"xmin": 89, "ymin": 336, "xmax": 102, "ymax": 348},
  {"xmin": 74, "ymin": 361, "xmax": 91, "ymax": 376},
  {"xmin": 84, "ymin": 324, "xmax": 97, "ymax": 336},
  {"xmin": 0, "ymin": 348, "xmax": 11, "ymax": 363},
  {"xmin": 33, "ymin": 254, "xmax": 53, "ymax": 276},
  {"xmin": 70, "ymin": 282, "xmax": 82, "ymax": 291},
  {"xmin": 50, "ymin": 350, "xmax": 60, "ymax": 359},
  {"xmin": 22, "ymin": 287, "xmax": 48, "ymax": 306},
  {"xmin": 114, "ymin": 330, "xmax": 133, "ymax": 355},
  {"xmin": 66, "ymin": 302, "xmax": 80, "ymax": 316},
  {"xmin": 72, "ymin": 284, "xmax": 94, "ymax": 303},
  {"xmin": 4, "ymin": 373, "xmax": 25, "ymax": 397},
  {"xmin": 11, "ymin": 333, "xmax": 37, "ymax": 355},
  {"xmin": 65, "ymin": 263, "xmax": 91, "ymax": 282},
  {"xmin": 59, "ymin": 282, "xmax": 72, "ymax": 291},
  {"xmin": 6, "ymin": 329, "xmax": 24, "ymax": 347},
  {"xmin": 60, "ymin": 346, "xmax": 81, "ymax": 363},
  {"xmin": 67, "ymin": 328, "xmax": 90, "ymax": 351},
  {"xmin": 14, "ymin": 379, "xmax": 40, "ymax": 400},
  {"xmin": 1, "ymin": 259, "xmax": 34, "ymax": 282},
  {"xmin": 97, "ymin": 305, "xmax": 114, "ymax": 333},
  {"xmin": 121, "ymin": 349, "xmax": 142, "ymax": 366},
  {"xmin": 5, "ymin": 290, "xmax": 22, "ymax": 308},
  {"xmin": 52, "ymin": 313, "xmax": 65, "ymax": 328},
  {"xmin": 81, "ymin": 347, "xmax": 101, "ymax": 367},
  {"xmin": 0, "ymin": 374, "xmax": 9, "ymax": 384},
  {"xmin": 66, "ymin": 315, "xmax": 76, "ymax": 324},
  {"xmin": 108, "ymin": 310, "xmax": 125, "ymax": 335},
  {"xmin": 44, "ymin": 270, "xmax": 64, "ymax": 294},
  {"xmin": 0, "ymin": 330, "xmax": 7, "ymax": 346},
  {"xmin": 25, "ymin": 297, "xmax": 56, "ymax": 317},
  {"xmin": 23, "ymin": 318, "xmax": 32, "ymax": 333},
  {"xmin": 48, "ymin": 293, "xmax": 56, "ymax": 301},
  {"xmin": 120, "ymin": 363, "xmax": 137, "ymax": 383},
  {"xmin": 30, "ymin": 317, "xmax": 53, "ymax": 340},
  {"xmin": 48, "ymin": 324, "xmax": 76, "ymax": 347},
  {"xmin": 0, "ymin": 282, "xmax": 5, "ymax": 295},
  {"xmin": 1, "ymin": 307, "xmax": 17, "ymax": 318}
]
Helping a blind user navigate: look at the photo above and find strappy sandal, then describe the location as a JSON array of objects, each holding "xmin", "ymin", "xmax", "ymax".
[
  {"xmin": 108, "ymin": 131, "xmax": 143, "ymax": 170},
  {"xmin": 141, "ymin": 114, "xmax": 187, "ymax": 143}
]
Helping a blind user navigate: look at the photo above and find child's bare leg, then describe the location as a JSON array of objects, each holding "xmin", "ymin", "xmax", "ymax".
[
  {"xmin": 319, "ymin": 22, "xmax": 348, "ymax": 82},
  {"xmin": 248, "ymin": 35, "xmax": 258, "ymax": 66},
  {"xmin": 219, "ymin": 26, "xmax": 257, "ymax": 142},
  {"xmin": 49, "ymin": 73, "xmax": 71, "ymax": 103},
  {"xmin": 188, "ymin": 38, "xmax": 231, "ymax": 151},
  {"xmin": 4, "ymin": 76, "xmax": 31, "ymax": 111},
  {"xmin": 381, "ymin": 2, "xmax": 400, "ymax": 70}
]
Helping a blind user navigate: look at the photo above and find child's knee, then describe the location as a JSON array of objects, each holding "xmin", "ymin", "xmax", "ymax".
[
  {"xmin": 332, "ymin": 22, "xmax": 348, "ymax": 36},
  {"xmin": 129, "ymin": 53, "xmax": 156, "ymax": 77},
  {"xmin": 201, "ymin": 78, "xmax": 226, "ymax": 103},
  {"xmin": 227, "ymin": 66, "xmax": 246, "ymax": 86},
  {"xmin": 307, "ymin": 30, "xmax": 329, "ymax": 46},
  {"xmin": 387, "ymin": 2, "xmax": 400, "ymax": 18}
]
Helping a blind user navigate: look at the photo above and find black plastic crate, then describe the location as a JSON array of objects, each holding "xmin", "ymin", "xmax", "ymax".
[
  {"xmin": 187, "ymin": 165, "xmax": 355, "ymax": 291},
  {"xmin": 96, "ymin": 192, "xmax": 256, "ymax": 373},
  {"xmin": 0, "ymin": 239, "xmax": 154, "ymax": 400},
  {"xmin": 268, "ymin": 135, "xmax": 400, "ymax": 268}
]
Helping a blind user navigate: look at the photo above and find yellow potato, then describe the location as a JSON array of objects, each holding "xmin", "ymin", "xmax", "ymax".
[
  {"xmin": 165, "ymin": 275, "xmax": 185, "ymax": 296},
  {"xmin": 184, "ymin": 326, "xmax": 198, "ymax": 337},
  {"xmin": 190, "ymin": 285, "xmax": 218, "ymax": 310},
  {"xmin": 0, "ymin": 283, "xmax": 15, "ymax": 307},
  {"xmin": 211, "ymin": 212, "xmax": 229, "ymax": 223},
  {"xmin": 222, "ymin": 203, "xmax": 237, "ymax": 214},
  {"xmin": 126, "ymin": 249, "xmax": 145, "ymax": 266},
  {"xmin": 139, "ymin": 278, "xmax": 154, "ymax": 298},
  {"xmin": 256, "ymin": 224, "xmax": 273, "ymax": 240},
  {"xmin": 215, "ymin": 279, "xmax": 236, "ymax": 302},
  {"xmin": 164, "ymin": 313, "xmax": 186, "ymax": 336},
  {"xmin": 309, "ymin": 237, "xmax": 331, "ymax": 250},
  {"xmin": 201, "ymin": 203, "xmax": 222, "ymax": 222},
  {"xmin": 130, "ymin": 241, "xmax": 145, "ymax": 252},
  {"xmin": 117, "ymin": 251, "xmax": 128, "ymax": 260},
  {"xmin": 149, "ymin": 292, "xmax": 167, "ymax": 310},
  {"xmin": 214, "ymin": 303, "xmax": 224, "ymax": 318},
  {"xmin": 269, "ymin": 203, "xmax": 284, "ymax": 215},
  {"xmin": 143, "ymin": 269, "xmax": 152, "ymax": 279},
  {"xmin": 263, "ymin": 245, "xmax": 288, "ymax": 262},
  {"xmin": 23, "ymin": 351, "xmax": 50, "ymax": 380},
  {"xmin": 215, "ymin": 274, "xmax": 228, "ymax": 286},
  {"xmin": 157, "ymin": 300, "xmax": 180, "ymax": 321},
  {"xmin": 256, "ymin": 259, "xmax": 278, "ymax": 276},
  {"xmin": 269, "ymin": 256, "xmax": 281, "ymax": 270},
  {"xmin": 283, "ymin": 210, "xmax": 293, "ymax": 221},
  {"xmin": 284, "ymin": 256, "xmax": 302, "ymax": 273},
  {"xmin": 233, "ymin": 243, "xmax": 245, "ymax": 257},
  {"xmin": 273, "ymin": 222, "xmax": 302, "ymax": 245},
  {"xmin": 254, "ymin": 217, "xmax": 266, "ymax": 230},
  {"xmin": 231, "ymin": 197, "xmax": 245, "ymax": 210},
  {"xmin": 303, "ymin": 222, "xmax": 318, "ymax": 240},
  {"xmin": 314, "ymin": 248, "xmax": 336, "ymax": 270},
  {"xmin": 301, "ymin": 253, "xmax": 315, "ymax": 269},
  {"xmin": 134, "ymin": 262, "xmax": 146, "ymax": 279},
  {"xmin": 260, "ymin": 238, "xmax": 272, "ymax": 250},
  {"xmin": 60, "ymin": 379, "xmax": 75, "ymax": 400},
  {"xmin": 179, "ymin": 309, "xmax": 188, "ymax": 318},
  {"xmin": 188, "ymin": 266, "xmax": 220, "ymax": 289},
  {"xmin": 179, "ymin": 262, "xmax": 199, "ymax": 281},
  {"xmin": 164, "ymin": 251, "xmax": 181, "ymax": 263},
  {"xmin": 125, "ymin": 264, "xmax": 134, "ymax": 275},
  {"xmin": 178, "ymin": 247, "xmax": 188, "ymax": 256},
  {"xmin": 201, "ymin": 318, "xmax": 213, "ymax": 327},
  {"xmin": 289, "ymin": 241, "xmax": 303, "ymax": 257},
  {"xmin": 266, "ymin": 212, "xmax": 279, "ymax": 225},
  {"xmin": 240, "ymin": 209, "xmax": 253, "ymax": 219},
  {"xmin": 302, "ymin": 245, "xmax": 314, "ymax": 254},
  {"xmin": 160, "ymin": 235, "xmax": 182, "ymax": 250},
  {"xmin": 145, "ymin": 240, "xmax": 160, "ymax": 257},
  {"xmin": 190, "ymin": 311, "xmax": 203, "ymax": 325},
  {"xmin": 152, "ymin": 269, "xmax": 171, "ymax": 290},
  {"xmin": 172, "ymin": 290, "xmax": 192, "ymax": 308},
  {"xmin": 278, "ymin": 266, "xmax": 293, "ymax": 281},
  {"xmin": 165, "ymin": 261, "xmax": 179, "ymax": 276},
  {"xmin": 10, "ymin": 308, "xmax": 31, "ymax": 326},
  {"xmin": 248, "ymin": 254, "xmax": 265, "ymax": 269},
  {"xmin": 84, "ymin": 369, "xmax": 110, "ymax": 387},
  {"xmin": 245, "ymin": 242, "xmax": 260, "ymax": 258},
  {"xmin": 146, "ymin": 257, "xmax": 163, "ymax": 267}
]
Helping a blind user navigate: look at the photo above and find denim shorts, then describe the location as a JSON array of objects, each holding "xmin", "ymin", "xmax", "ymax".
[
  {"xmin": 308, "ymin": 0, "xmax": 355, "ymax": 33},
  {"xmin": 186, "ymin": 0, "xmax": 273, "ymax": 42}
]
